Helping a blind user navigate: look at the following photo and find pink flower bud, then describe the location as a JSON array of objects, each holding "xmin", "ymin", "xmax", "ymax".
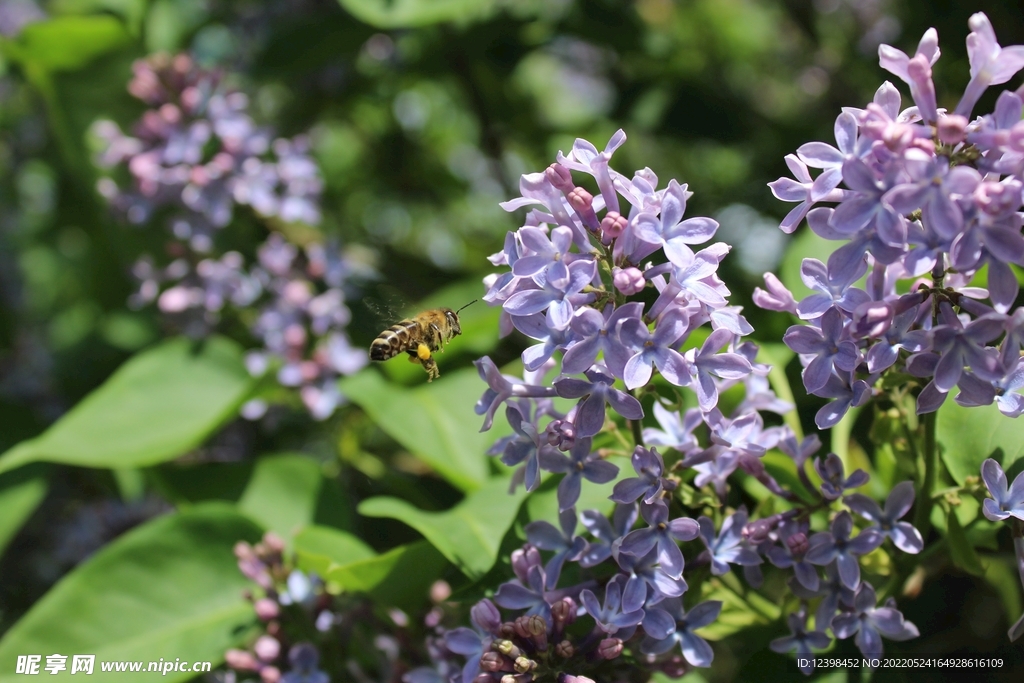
[
  {"xmin": 567, "ymin": 187, "xmax": 594, "ymax": 213},
  {"xmin": 254, "ymin": 636, "xmax": 280, "ymax": 662},
  {"xmin": 598, "ymin": 637, "xmax": 623, "ymax": 659},
  {"xmin": 613, "ymin": 266, "xmax": 646, "ymax": 295},
  {"xmin": 260, "ymin": 666, "xmax": 281, "ymax": 683},
  {"xmin": 600, "ymin": 211, "xmax": 628, "ymax": 241},
  {"xmin": 225, "ymin": 649, "xmax": 259, "ymax": 671},
  {"xmin": 545, "ymin": 163, "xmax": 574, "ymax": 192},
  {"xmin": 254, "ymin": 598, "xmax": 280, "ymax": 621},
  {"xmin": 786, "ymin": 531, "xmax": 809, "ymax": 557},
  {"xmin": 937, "ymin": 114, "xmax": 968, "ymax": 145}
]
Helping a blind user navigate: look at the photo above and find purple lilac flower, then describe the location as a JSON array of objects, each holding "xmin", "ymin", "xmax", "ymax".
[
  {"xmin": 580, "ymin": 576, "xmax": 644, "ymax": 635},
  {"xmin": 832, "ymin": 583, "xmax": 919, "ymax": 659},
  {"xmin": 697, "ymin": 509, "xmax": 762, "ymax": 576},
  {"xmin": 539, "ymin": 438, "xmax": 619, "ymax": 511},
  {"xmin": 980, "ymin": 458, "xmax": 1024, "ymax": 522},
  {"xmin": 815, "ymin": 453, "xmax": 869, "ymax": 500},
  {"xmin": 561, "ymin": 303, "xmax": 643, "ymax": 375},
  {"xmin": 578, "ymin": 504, "xmax": 637, "ymax": 567},
  {"xmin": 618, "ymin": 501, "xmax": 699, "ymax": 579},
  {"xmin": 684, "ymin": 328, "xmax": 752, "ymax": 411},
  {"xmin": 784, "ymin": 307, "xmax": 859, "ymax": 394},
  {"xmin": 524, "ymin": 508, "xmax": 587, "ymax": 589},
  {"xmin": 806, "ymin": 511, "xmax": 883, "ymax": 589},
  {"xmin": 553, "ymin": 368, "xmax": 643, "ymax": 437},
  {"xmin": 642, "ymin": 402, "xmax": 703, "ymax": 453},
  {"xmin": 770, "ymin": 611, "xmax": 832, "ymax": 674},
  {"xmin": 619, "ymin": 312, "xmax": 691, "ymax": 390},
  {"xmin": 613, "ymin": 546, "xmax": 687, "ymax": 613},
  {"xmin": 639, "ymin": 599, "xmax": 722, "ymax": 668},
  {"xmin": 282, "ymin": 643, "xmax": 329, "ymax": 683},
  {"xmin": 845, "ymin": 481, "xmax": 924, "ymax": 553},
  {"xmin": 494, "ymin": 565, "xmax": 553, "ymax": 619},
  {"xmin": 610, "ymin": 445, "xmax": 671, "ymax": 506},
  {"xmin": 768, "ymin": 528, "xmax": 819, "ymax": 592}
]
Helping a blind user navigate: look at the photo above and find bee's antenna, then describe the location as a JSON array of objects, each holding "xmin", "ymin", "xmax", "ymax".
[{"xmin": 455, "ymin": 299, "xmax": 478, "ymax": 314}]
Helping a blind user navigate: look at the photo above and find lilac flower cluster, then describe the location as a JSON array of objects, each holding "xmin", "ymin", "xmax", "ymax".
[
  {"xmin": 94, "ymin": 52, "xmax": 322, "ymax": 253},
  {"xmin": 97, "ymin": 52, "xmax": 366, "ymax": 420},
  {"xmin": 128, "ymin": 233, "xmax": 368, "ymax": 420},
  {"xmin": 229, "ymin": 533, "xmax": 334, "ymax": 683},
  {"xmin": 443, "ymin": 133, "xmax": 924, "ymax": 679},
  {"xmin": 759, "ymin": 14, "xmax": 1024, "ymax": 420}
]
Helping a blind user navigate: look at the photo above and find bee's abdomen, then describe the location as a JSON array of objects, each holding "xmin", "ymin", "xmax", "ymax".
[{"xmin": 370, "ymin": 320, "xmax": 419, "ymax": 361}]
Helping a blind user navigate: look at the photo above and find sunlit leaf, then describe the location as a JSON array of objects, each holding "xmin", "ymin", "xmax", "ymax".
[
  {"xmin": 238, "ymin": 454, "xmax": 323, "ymax": 542},
  {"xmin": 340, "ymin": 367, "xmax": 508, "ymax": 491},
  {"xmin": 337, "ymin": 0, "xmax": 498, "ymax": 28},
  {"xmin": 0, "ymin": 465, "xmax": 48, "ymax": 558},
  {"xmin": 294, "ymin": 525, "xmax": 375, "ymax": 577},
  {"xmin": 0, "ymin": 505, "xmax": 262, "ymax": 683},
  {"xmin": 0, "ymin": 337, "xmax": 254, "ymax": 476},
  {"xmin": 3, "ymin": 16, "xmax": 131, "ymax": 72},
  {"xmin": 937, "ymin": 400, "xmax": 1024, "ymax": 485},
  {"xmin": 358, "ymin": 476, "xmax": 527, "ymax": 579}
]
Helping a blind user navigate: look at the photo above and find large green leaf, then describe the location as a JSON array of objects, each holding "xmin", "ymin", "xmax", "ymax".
[
  {"xmin": 358, "ymin": 476, "xmax": 527, "ymax": 580},
  {"xmin": 2, "ymin": 16, "xmax": 131, "ymax": 72},
  {"xmin": 0, "ymin": 465, "xmax": 48, "ymax": 558},
  {"xmin": 0, "ymin": 505, "xmax": 262, "ymax": 683},
  {"xmin": 293, "ymin": 525, "xmax": 376, "ymax": 577},
  {"xmin": 340, "ymin": 367, "xmax": 508, "ymax": 491},
  {"xmin": 0, "ymin": 337, "xmax": 254, "ymax": 476},
  {"xmin": 936, "ymin": 400, "xmax": 1024, "ymax": 485},
  {"xmin": 337, "ymin": 0, "xmax": 498, "ymax": 28},
  {"xmin": 313, "ymin": 540, "xmax": 448, "ymax": 611},
  {"xmin": 238, "ymin": 454, "xmax": 323, "ymax": 541},
  {"xmin": 48, "ymin": 0, "xmax": 148, "ymax": 33}
]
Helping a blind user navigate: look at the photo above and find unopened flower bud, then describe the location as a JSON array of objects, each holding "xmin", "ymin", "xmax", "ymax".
[
  {"xmin": 545, "ymin": 419, "xmax": 576, "ymax": 451},
  {"xmin": 260, "ymin": 666, "xmax": 281, "ymax": 683},
  {"xmin": 786, "ymin": 531, "xmax": 809, "ymax": 557},
  {"xmin": 430, "ymin": 579, "xmax": 452, "ymax": 603},
  {"xmin": 545, "ymin": 163, "xmax": 574, "ymax": 192},
  {"xmin": 513, "ymin": 616, "xmax": 532, "ymax": 639},
  {"xmin": 254, "ymin": 598, "xmax": 280, "ymax": 621},
  {"xmin": 555, "ymin": 640, "xmax": 575, "ymax": 658},
  {"xmin": 613, "ymin": 266, "xmax": 646, "ymax": 295},
  {"xmin": 254, "ymin": 635, "xmax": 281, "ymax": 662},
  {"xmin": 551, "ymin": 598, "xmax": 577, "ymax": 627},
  {"xmin": 471, "ymin": 598, "xmax": 502, "ymax": 634},
  {"xmin": 499, "ymin": 622, "xmax": 517, "ymax": 639},
  {"xmin": 527, "ymin": 614, "xmax": 548, "ymax": 649},
  {"xmin": 882, "ymin": 123, "xmax": 915, "ymax": 152},
  {"xmin": 225, "ymin": 649, "xmax": 259, "ymax": 671},
  {"xmin": 659, "ymin": 654, "xmax": 689, "ymax": 678},
  {"xmin": 495, "ymin": 640, "xmax": 521, "ymax": 659},
  {"xmin": 600, "ymin": 211, "xmax": 627, "ymax": 241},
  {"xmin": 500, "ymin": 676, "xmax": 517, "ymax": 683},
  {"xmin": 474, "ymin": 675, "xmax": 493, "ymax": 683},
  {"xmin": 481, "ymin": 651, "xmax": 508, "ymax": 673},
  {"xmin": 567, "ymin": 187, "xmax": 594, "ymax": 213},
  {"xmin": 937, "ymin": 114, "xmax": 968, "ymax": 145},
  {"xmin": 974, "ymin": 179, "xmax": 1023, "ymax": 216},
  {"xmin": 262, "ymin": 532, "xmax": 286, "ymax": 554},
  {"xmin": 851, "ymin": 301, "xmax": 892, "ymax": 339},
  {"xmin": 514, "ymin": 656, "xmax": 537, "ymax": 674},
  {"xmin": 510, "ymin": 545, "xmax": 541, "ymax": 582},
  {"xmin": 742, "ymin": 518, "xmax": 773, "ymax": 545},
  {"xmin": 597, "ymin": 637, "xmax": 623, "ymax": 660}
]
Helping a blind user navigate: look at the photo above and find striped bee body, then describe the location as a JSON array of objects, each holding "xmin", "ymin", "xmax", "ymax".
[{"xmin": 369, "ymin": 307, "xmax": 467, "ymax": 381}]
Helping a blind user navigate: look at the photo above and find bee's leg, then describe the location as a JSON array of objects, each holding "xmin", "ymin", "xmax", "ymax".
[
  {"xmin": 417, "ymin": 343, "xmax": 439, "ymax": 381},
  {"xmin": 431, "ymin": 323, "xmax": 444, "ymax": 352},
  {"xmin": 406, "ymin": 350, "xmax": 421, "ymax": 365}
]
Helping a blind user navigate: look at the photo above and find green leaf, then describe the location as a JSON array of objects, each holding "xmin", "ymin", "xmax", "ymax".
[
  {"xmin": 150, "ymin": 462, "xmax": 255, "ymax": 505},
  {"xmin": 48, "ymin": 0, "xmax": 148, "ymax": 33},
  {"xmin": 0, "ymin": 337, "xmax": 254, "ymax": 476},
  {"xmin": 358, "ymin": 476, "xmax": 527, "ymax": 579},
  {"xmin": 0, "ymin": 465, "xmax": 48, "ymax": 558},
  {"xmin": 340, "ymin": 367, "xmax": 507, "ymax": 491},
  {"xmin": 324, "ymin": 541, "xmax": 448, "ymax": 610},
  {"xmin": 937, "ymin": 400, "xmax": 1024, "ymax": 485},
  {"xmin": 337, "ymin": 0, "xmax": 498, "ymax": 28},
  {"xmin": 3, "ymin": 16, "xmax": 131, "ymax": 72},
  {"xmin": 945, "ymin": 508, "xmax": 985, "ymax": 577},
  {"xmin": 293, "ymin": 525, "xmax": 375, "ymax": 578},
  {"xmin": 0, "ymin": 504, "xmax": 262, "ymax": 683},
  {"xmin": 238, "ymin": 454, "xmax": 323, "ymax": 542}
]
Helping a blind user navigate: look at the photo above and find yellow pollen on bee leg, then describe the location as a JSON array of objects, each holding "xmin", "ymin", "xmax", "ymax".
[{"xmin": 417, "ymin": 343, "xmax": 432, "ymax": 361}]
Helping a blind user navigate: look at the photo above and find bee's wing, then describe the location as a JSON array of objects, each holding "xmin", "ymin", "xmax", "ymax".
[{"xmin": 364, "ymin": 285, "xmax": 412, "ymax": 327}]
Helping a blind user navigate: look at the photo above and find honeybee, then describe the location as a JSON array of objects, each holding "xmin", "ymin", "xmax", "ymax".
[{"xmin": 369, "ymin": 301, "xmax": 476, "ymax": 381}]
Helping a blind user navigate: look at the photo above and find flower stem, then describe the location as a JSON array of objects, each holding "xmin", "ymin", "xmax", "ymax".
[
  {"xmin": 628, "ymin": 388, "xmax": 644, "ymax": 448},
  {"xmin": 913, "ymin": 409, "xmax": 938, "ymax": 541}
]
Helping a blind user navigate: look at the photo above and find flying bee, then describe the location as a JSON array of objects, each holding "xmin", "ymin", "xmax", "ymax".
[{"xmin": 369, "ymin": 301, "xmax": 477, "ymax": 381}]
